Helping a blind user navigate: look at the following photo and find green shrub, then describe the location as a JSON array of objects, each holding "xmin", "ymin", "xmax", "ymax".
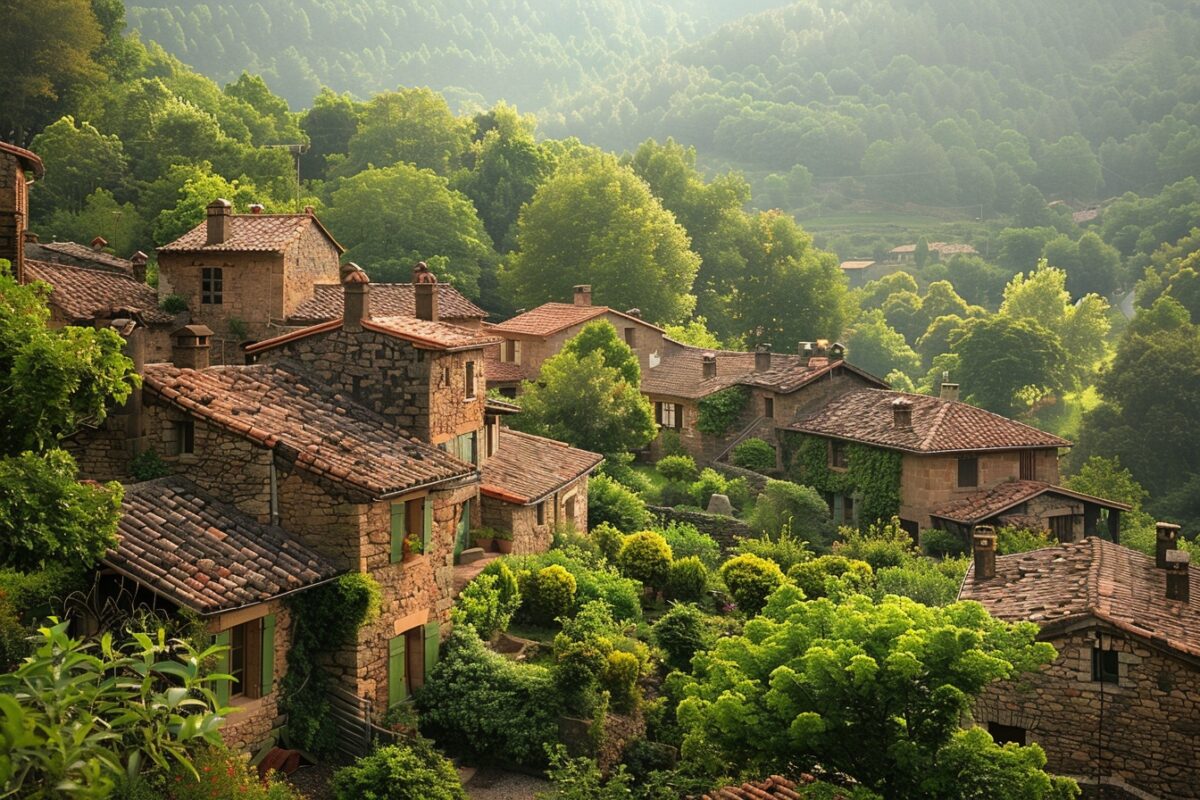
[
  {"xmin": 658, "ymin": 429, "xmax": 685, "ymax": 457},
  {"xmin": 551, "ymin": 526, "xmax": 604, "ymax": 564},
  {"xmin": 656, "ymin": 454, "xmax": 698, "ymax": 483},
  {"xmin": 590, "ymin": 522, "xmax": 625, "ymax": 564},
  {"xmin": 652, "ymin": 603, "xmax": 713, "ymax": 672},
  {"xmin": 454, "ymin": 574, "xmax": 506, "ymax": 639},
  {"xmin": 732, "ymin": 438, "xmax": 775, "ymax": 472},
  {"xmin": 588, "ymin": 474, "xmax": 651, "ymax": 532},
  {"xmin": 479, "ymin": 559, "xmax": 522, "ymax": 623},
  {"xmin": 159, "ymin": 294, "xmax": 188, "ymax": 314},
  {"xmin": 168, "ymin": 744, "xmax": 304, "ymax": 800},
  {"xmin": 659, "ymin": 522, "xmax": 720, "ymax": 569},
  {"xmin": 521, "ymin": 565, "xmax": 578, "ymax": 625},
  {"xmin": 599, "ymin": 452, "xmax": 651, "ymax": 494},
  {"xmin": 689, "ymin": 468, "xmax": 729, "ymax": 510},
  {"xmin": 0, "ymin": 564, "xmax": 86, "ymax": 668},
  {"xmin": 750, "ymin": 479, "xmax": 836, "ymax": 548},
  {"xmin": 725, "ymin": 476, "xmax": 751, "ymax": 510},
  {"xmin": 659, "ymin": 480, "xmax": 694, "ymax": 507},
  {"xmin": 735, "ymin": 529, "xmax": 813, "ymax": 573},
  {"xmin": 996, "ymin": 526, "xmax": 1055, "ymax": 554},
  {"xmin": 666, "ymin": 556, "xmax": 709, "ymax": 602},
  {"xmin": 617, "ymin": 531, "xmax": 673, "ymax": 590},
  {"xmin": 789, "ymin": 555, "xmax": 874, "ymax": 600},
  {"xmin": 573, "ymin": 568, "xmax": 643, "ymax": 622},
  {"xmin": 602, "ymin": 650, "xmax": 641, "ymax": 712},
  {"xmin": 128, "ymin": 449, "xmax": 170, "ymax": 481},
  {"xmin": 332, "ymin": 740, "xmax": 465, "ymax": 800},
  {"xmin": 552, "ymin": 601, "xmax": 619, "ymax": 714},
  {"xmin": 719, "ymin": 554, "xmax": 785, "ymax": 616},
  {"xmin": 834, "ymin": 517, "xmax": 915, "ymax": 571},
  {"xmin": 874, "ymin": 560, "xmax": 961, "ymax": 607},
  {"xmin": 921, "ymin": 528, "xmax": 967, "ymax": 558}
]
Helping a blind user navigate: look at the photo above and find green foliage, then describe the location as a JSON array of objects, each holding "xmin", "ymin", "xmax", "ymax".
[
  {"xmin": 658, "ymin": 522, "xmax": 720, "ymax": 570},
  {"xmin": 590, "ymin": 522, "xmax": 625, "ymax": 565},
  {"xmin": 339, "ymin": 87, "xmax": 472, "ymax": 177},
  {"xmin": 788, "ymin": 555, "xmax": 874, "ymax": 601},
  {"xmin": 834, "ymin": 518, "xmax": 917, "ymax": 571},
  {"xmin": 845, "ymin": 309, "xmax": 921, "ymax": 382},
  {"xmin": 920, "ymin": 529, "xmax": 968, "ymax": 558},
  {"xmin": 656, "ymin": 455, "xmax": 698, "ymax": 484},
  {"xmin": 0, "ymin": 620, "xmax": 227, "ymax": 799},
  {"xmin": 0, "ymin": 564, "xmax": 86, "ymax": 668},
  {"xmin": 520, "ymin": 565, "xmax": 578, "ymax": 626},
  {"xmin": 734, "ymin": 529, "xmax": 813, "ymax": 574},
  {"xmin": 331, "ymin": 740, "xmax": 466, "ymax": 800},
  {"xmin": 666, "ymin": 557, "xmax": 709, "ymax": 603},
  {"xmin": 538, "ymin": 746, "xmax": 634, "ymax": 800},
  {"xmin": 454, "ymin": 573, "xmax": 508, "ymax": 641},
  {"xmin": 128, "ymin": 449, "xmax": 170, "ymax": 481},
  {"xmin": 617, "ymin": 531, "xmax": 673, "ymax": 591},
  {"xmin": 749, "ymin": 478, "xmax": 837, "ymax": 549},
  {"xmin": 873, "ymin": 558, "xmax": 965, "ymax": 607},
  {"xmin": 602, "ymin": 650, "xmax": 642, "ymax": 713},
  {"xmin": 561, "ymin": 321, "xmax": 642, "ymax": 386},
  {"xmin": 787, "ymin": 435, "xmax": 903, "ymax": 527},
  {"xmin": 657, "ymin": 429, "xmax": 685, "ymax": 458},
  {"xmin": 417, "ymin": 627, "xmax": 559, "ymax": 769},
  {"xmin": 551, "ymin": 601, "xmax": 619, "ymax": 714},
  {"xmin": 696, "ymin": 386, "xmax": 748, "ymax": 436},
  {"xmin": 166, "ymin": 744, "xmax": 303, "ymax": 800},
  {"xmin": 689, "ymin": 468, "xmax": 730, "ymax": 511},
  {"xmin": 598, "ymin": 452, "xmax": 650, "ymax": 494},
  {"xmin": 508, "ymin": 550, "xmax": 642, "ymax": 623},
  {"xmin": 587, "ymin": 474, "xmax": 652, "ymax": 533},
  {"xmin": 731, "ymin": 438, "xmax": 775, "ymax": 473},
  {"xmin": 652, "ymin": 603, "xmax": 713, "ymax": 674},
  {"xmin": 996, "ymin": 527, "xmax": 1055, "ymax": 555},
  {"xmin": 718, "ymin": 554, "xmax": 785, "ymax": 616}
]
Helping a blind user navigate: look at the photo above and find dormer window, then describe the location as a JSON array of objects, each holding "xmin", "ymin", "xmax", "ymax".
[{"xmin": 201, "ymin": 267, "xmax": 223, "ymax": 305}]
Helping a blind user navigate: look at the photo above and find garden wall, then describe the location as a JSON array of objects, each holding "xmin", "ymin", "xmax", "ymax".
[{"xmin": 646, "ymin": 505, "xmax": 754, "ymax": 552}]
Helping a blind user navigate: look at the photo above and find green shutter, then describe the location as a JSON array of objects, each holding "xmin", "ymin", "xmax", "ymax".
[
  {"xmin": 390, "ymin": 502, "xmax": 404, "ymax": 563},
  {"xmin": 422, "ymin": 495, "xmax": 434, "ymax": 554},
  {"xmin": 388, "ymin": 634, "xmax": 407, "ymax": 707},
  {"xmin": 260, "ymin": 614, "xmax": 276, "ymax": 695},
  {"xmin": 213, "ymin": 630, "xmax": 232, "ymax": 707},
  {"xmin": 424, "ymin": 622, "xmax": 440, "ymax": 680}
]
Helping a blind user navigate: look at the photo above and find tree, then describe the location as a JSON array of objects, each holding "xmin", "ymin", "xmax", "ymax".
[
  {"xmin": 663, "ymin": 318, "xmax": 723, "ymax": 349},
  {"xmin": 559, "ymin": 320, "xmax": 640, "ymax": 385},
  {"xmin": 29, "ymin": 116, "xmax": 128, "ymax": 219},
  {"xmin": 1035, "ymin": 135, "xmax": 1102, "ymax": 200},
  {"xmin": 502, "ymin": 154, "xmax": 700, "ymax": 324},
  {"xmin": 674, "ymin": 593, "xmax": 1071, "ymax": 799},
  {"xmin": 300, "ymin": 88, "xmax": 360, "ymax": 180},
  {"xmin": 43, "ymin": 189, "xmax": 143, "ymax": 258},
  {"xmin": 845, "ymin": 310, "xmax": 920, "ymax": 381},
  {"xmin": 951, "ymin": 316, "xmax": 1066, "ymax": 416},
  {"xmin": 340, "ymin": 88, "xmax": 472, "ymax": 176}
]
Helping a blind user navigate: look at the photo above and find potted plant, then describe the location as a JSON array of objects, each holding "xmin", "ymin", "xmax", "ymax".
[
  {"xmin": 472, "ymin": 528, "xmax": 495, "ymax": 551},
  {"xmin": 493, "ymin": 528, "xmax": 514, "ymax": 554},
  {"xmin": 403, "ymin": 532, "xmax": 423, "ymax": 562}
]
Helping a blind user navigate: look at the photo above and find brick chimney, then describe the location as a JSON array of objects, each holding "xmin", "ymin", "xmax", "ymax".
[
  {"xmin": 891, "ymin": 397, "xmax": 913, "ymax": 430},
  {"xmin": 1165, "ymin": 549, "xmax": 1190, "ymax": 603},
  {"xmin": 249, "ymin": 203, "xmax": 264, "ymax": 214},
  {"xmin": 1156, "ymin": 521, "xmax": 1181, "ymax": 568},
  {"xmin": 341, "ymin": 262, "xmax": 371, "ymax": 332},
  {"xmin": 413, "ymin": 261, "xmax": 438, "ymax": 322},
  {"xmin": 206, "ymin": 199, "xmax": 232, "ymax": 245},
  {"xmin": 701, "ymin": 352, "xmax": 717, "ymax": 380},
  {"xmin": 172, "ymin": 324, "xmax": 213, "ymax": 370},
  {"xmin": 755, "ymin": 343, "xmax": 772, "ymax": 372},
  {"xmin": 973, "ymin": 525, "xmax": 996, "ymax": 581},
  {"xmin": 130, "ymin": 251, "xmax": 148, "ymax": 283},
  {"xmin": 90, "ymin": 235, "xmax": 108, "ymax": 251},
  {"xmin": 940, "ymin": 381, "xmax": 960, "ymax": 402},
  {"xmin": 573, "ymin": 284, "xmax": 592, "ymax": 307}
]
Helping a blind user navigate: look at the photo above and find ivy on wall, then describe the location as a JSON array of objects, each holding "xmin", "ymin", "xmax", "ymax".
[
  {"xmin": 781, "ymin": 432, "xmax": 903, "ymax": 524},
  {"xmin": 696, "ymin": 386, "xmax": 749, "ymax": 435}
]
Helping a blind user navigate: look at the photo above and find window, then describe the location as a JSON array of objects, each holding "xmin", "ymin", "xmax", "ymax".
[
  {"xmin": 564, "ymin": 492, "xmax": 577, "ymax": 527},
  {"xmin": 1019, "ymin": 450, "xmax": 1037, "ymax": 481},
  {"xmin": 201, "ymin": 268, "xmax": 223, "ymax": 305},
  {"xmin": 624, "ymin": 328, "xmax": 636, "ymax": 347},
  {"xmin": 441, "ymin": 366, "xmax": 451, "ymax": 387},
  {"xmin": 390, "ymin": 496, "xmax": 431, "ymax": 563},
  {"xmin": 536, "ymin": 501, "xmax": 546, "ymax": 526},
  {"xmin": 213, "ymin": 615, "xmax": 275, "ymax": 704},
  {"xmin": 843, "ymin": 495, "xmax": 855, "ymax": 525},
  {"xmin": 1092, "ymin": 647, "xmax": 1119, "ymax": 684},
  {"xmin": 763, "ymin": 396, "xmax": 774, "ymax": 419},
  {"xmin": 987, "ymin": 722, "xmax": 1027, "ymax": 746},
  {"xmin": 464, "ymin": 361, "xmax": 476, "ymax": 400},
  {"xmin": 501, "ymin": 339, "xmax": 520, "ymax": 363},
  {"xmin": 829, "ymin": 440, "xmax": 849, "ymax": 469},
  {"xmin": 175, "ymin": 420, "xmax": 194, "ymax": 455},
  {"xmin": 958, "ymin": 457, "xmax": 979, "ymax": 488},
  {"xmin": 485, "ymin": 417, "xmax": 499, "ymax": 459},
  {"xmin": 660, "ymin": 402, "xmax": 677, "ymax": 429}
]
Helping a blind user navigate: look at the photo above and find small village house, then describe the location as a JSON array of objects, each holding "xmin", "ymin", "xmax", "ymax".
[{"xmin": 0, "ymin": 141, "xmax": 44, "ymax": 283}]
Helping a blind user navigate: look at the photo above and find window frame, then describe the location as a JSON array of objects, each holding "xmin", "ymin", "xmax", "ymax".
[
  {"xmin": 957, "ymin": 456, "xmax": 979, "ymax": 488},
  {"xmin": 1092, "ymin": 646, "xmax": 1119, "ymax": 684},
  {"xmin": 660, "ymin": 402, "xmax": 677, "ymax": 429},
  {"xmin": 175, "ymin": 420, "xmax": 195, "ymax": 456},
  {"xmin": 201, "ymin": 267, "xmax": 223, "ymax": 305},
  {"xmin": 829, "ymin": 440, "xmax": 849, "ymax": 470},
  {"xmin": 228, "ymin": 619, "xmax": 263, "ymax": 700},
  {"xmin": 1019, "ymin": 450, "xmax": 1037, "ymax": 481},
  {"xmin": 763, "ymin": 396, "xmax": 774, "ymax": 419},
  {"xmin": 536, "ymin": 501, "xmax": 546, "ymax": 526}
]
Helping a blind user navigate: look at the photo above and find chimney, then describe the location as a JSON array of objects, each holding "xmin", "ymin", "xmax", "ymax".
[
  {"xmin": 412, "ymin": 261, "xmax": 439, "ymax": 322},
  {"xmin": 940, "ymin": 382, "xmax": 960, "ymax": 402},
  {"xmin": 249, "ymin": 203, "xmax": 264, "ymax": 215},
  {"xmin": 973, "ymin": 526, "xmax": 996, "ymax": 581},
  {"xmin": 1156, "ymin": 522, "xmax": 1181, "ymax": 569},
  {"xmin": 90, "ymin": 235, "xmax": 108, "ymax": 252},
  {"xmin": 130, "ymin": 251, "xmax": 148, "ymax": 283},
  {"xmin": 206, "ymin": 199, "xmax": 232, "ymax": 245},
  {"xmin": 341, "ymin": 262, "xmax": 371, "ymax": 331},
  {"xmin": 828, "ymin": 342, "xmax": 845, "ymax": 362},
  {"xmin": 23, "ymin": 230, "xmax": 38, "ymax": 244},
  {"xmin": 573, "ymin": 284, "xmax": 592, "ymax": 307},
  {"xmin": 701, "ymin": 352, "xmax": 717, "ymax": 380},
  {"xmin": 755, "ymin": 343, "xmax": 772, "ymax": 372},
  {"xmin": 625, "ymin": 308, "xmax": 641, "ymax": 319},
  {"xmin": 891, "ymin": 397, "xmax": 913, "ymax": 430},
  {"xmin": 172, "ymin": 324, "xmax": 213, "ymax": 370},
  {"xmin": 1165, "ymin": 550, "xmax": 1190, "ymax": 603},
  {"xmin": 304, "ymin": 205, "xmax": 315, "ymax": 216}
]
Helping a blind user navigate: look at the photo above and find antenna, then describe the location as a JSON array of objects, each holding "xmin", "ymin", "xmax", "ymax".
[{"xmin": 265, "ymin": 144, "xmax": 310, "ymax": 212}]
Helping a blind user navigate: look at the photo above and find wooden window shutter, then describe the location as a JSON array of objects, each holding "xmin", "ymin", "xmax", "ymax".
[
  {"xmin": 213, "ymin": 630, "xmax": 232, "ymax": 707},
  {"xmin": 514, "ymin": 340, "xmax": 522, "ymax": 364},
  {"xmin": 655, "ymin": 401, "xmax": 663, "ymax": 425},
  {"xmin": 674, "ymin": 403, "xmax": 683, "ymax": 431},
  {"xmin": 422, "ymin": 495, "xmax": 434, "ymax": 554},
  {"xmin": 388, "ymin": 634, "xmax": 407, "ymax": 707},
  {"xmin": 423, "ymin": 622, "xmax": 440, "ymax": 680},
  {"xmin": 390, "ymin": 502, "xmax": 405, "ymax": 563},
  {"xmin": 260, "ymin": 614, "xmax": 276, "ymax": 695}
]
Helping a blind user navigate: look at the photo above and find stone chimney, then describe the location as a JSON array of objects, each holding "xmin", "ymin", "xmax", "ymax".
[
  {"xmin": 249, "ymin": 203, "xmax": 264, "ymax": 214},
  {"xmin": 172, "ymin": 324, "xmax": 213, "ymax": 370},
  {"xmin": 90, "ymin": 235, "xmax": 108, "ymax": 251},
  {"xmin": 626, "ymin": 308, "xmax": 641, "ymax": 319},
  {"xmin": 973, "ymin": 526, "xmax": 996, "ymax": 581},
  {"xmin": 1156, "ymin": 522, "xmax": 1181, "ymax": 569},
  {"xmin": 701, "ymin": 352, "xmax": 717, "ymax": 380},
  {"xmin": 940, "ymin": 381, "xmax": 960, "ymax": 402},
  {"xmin": 891, "ymin": 397, "xmax": 913, "ymax": 430},
  {"xmin": 828, "ymin": 342, "xmax": 845, "ymax": 362},
  {"xmin": 573, "ymin": 284, "xmax": 592, "ymax": 307},
  {"xmin": 206, "ymin": 199, "xmax": 232, "ymax": 246},
  {"xmin": 341, "ymin": 262, "xmax": 371, "ymax": 332},
  {"xmin": 755, "ymin": 343, "xmax": 772, "ymax": 372},
  {"xmin": 23, "ymin": 230, "xmax": 38, "ymax": 245},
  {"xmin": 413, "ymin": 261, "xmax": 438, "ymax": 322},
  {"xmin": 1165, "ymin": 550, "xmax": 1190, "ymax": 603},
  {"xmin": 130, "ymin": 251, "xmax": 148, "ymax": 283}
]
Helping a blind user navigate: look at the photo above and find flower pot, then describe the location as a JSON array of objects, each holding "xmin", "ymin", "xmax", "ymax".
[
  {"xmin": 495, "ymin": 538, "xmax": 514, "ymax": 554},
  {"xmin": 402, "ymin": 550, "xmax": 418, "ymax": 563},
  {"xmin": 473, "ymin": 537, "xmax": 493, "ymax": 551}
]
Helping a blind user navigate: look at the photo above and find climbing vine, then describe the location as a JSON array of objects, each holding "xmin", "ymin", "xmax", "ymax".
[
  {"xmin": 782, "ymin": 433, "xmax": 903, "ymax": 524},
  {"xmin": 696, "ymin": 386, "xmax": 749, "ymax": 435}
]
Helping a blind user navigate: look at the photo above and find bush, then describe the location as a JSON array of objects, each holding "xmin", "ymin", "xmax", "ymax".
[
  {"xmin": 573, "ymin": 567, "xmax": 643, "ymax": 623},
  {"xmin": 789, "ymin": 555, "xmax": 874, "ymax": 600},
  {"xmin": 128, "ymin": 449, "xmax": 170, "ymax": 481},
  {"xmin": 996, "ymin": 526, "xmax": 1055, "ymax": 554},
  {"xmin": 552, "ymin": 601, "xmax": 620, "ymax": 714},
  {"xmin": 666, "ymin": 556, "xmax": 709, "ymax": 602},
  {"xmin": 480, "ymin": 559, "xmax": 522, "ymax": 623},
  {"xmin": 656, "ymin": 454, "xmax": 698, "ymax": 483},
  {"xmin": 599, "ymin": 452, "xmax": 651, "ymax": 494},
  {"xmin": 167, "ymin": 744, "xmax": 303, "ymax": 800},
  {"xmin": 332, "ymin": 740, "xmax": 466, "ymax": 800},
  {"xmin": 725, "ymin": 476, "xmax": 751, "ymax": 510},
  {"xmin": 417, "ymin": 627, "xmax": 560, "ymax": 768},
  {"xmin": 617, "ymin": 531, "xmax": 673, "ymax": 590},
  {"xmin": 735, "ymin": 529, "xmax": 813, "ymax": 573},
  {"xmin": 921, "ymin": 528, "xmax": 967, "ymax": 558},
  {"xmin": 719, "ymin": 554, "xmax": 785, "ymax": 616},
  {"xmin": 602, "ymin": 650, "xmax": 642, "ymax": 712},
  {"xmin": 159, "ymin": 294, "xmax": 188, "ymax": 314},
  {"xmin": 0, "ymin": 564, "xmax": 86, "ymax": 669},
  {"xmin": 834, "ymin": 517, "xmax": 915, "ymax": 571},
  {"xmin": 454, "ymin": 574, "xmax": 511, "ymax": 640},
  {"xmin": 588, "ymin": 474, "xmax": 651, "ymax": 532},
  {"xmin": 652, "ymin": 603, "xmax": 713, "ymax": 672},
  {"xmin": 874, "ymin": 560, "xmax": 962, "ymax": 607},
  {"xmin": 590, "ymin": 522, "xmax": 625, "ymax": 564},
  {"xmin": 732, "ymin": 438, "xmax": 775, "ymax": 472},
  {"xmin": 750, "ymin": 480, "xmax": 836, "ymax": 548},
  {"xmin": 659, "ymin": 480, "xmax": 694, "ymax": 508},
  {"xmin": 658, "ymin": 429, "xmax": 685, "ymax": 457},
  {"xmin": 521, "ymin": 565, "xmax": 578, "ymax": 625},
  {"xmin": 659, "ymin": 522, "xmax": 720, "ymax": 569},
  {"xmin": 689, "ymin": 468, "xmax": 729, "ymax": 510}
]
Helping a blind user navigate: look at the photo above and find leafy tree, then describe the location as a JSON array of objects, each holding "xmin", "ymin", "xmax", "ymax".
[
  {"xmin": 674, "ymin": 593, "xmax": 1071, "ymax": 799},
  {"xmin": 750, "ymin": 480, "xmax": 836, "ymax": 549},
  {"xmin": 587, "ymin": 474, "xmax": 651, "ymax": 533},
  {"xmin": 915, "ymin": 314, "xmax": 967, "ymax": 370},
  {"xmin": 300, "ymin": 88, "xmax": 360, "ymax": 180},
  {"xmin": 340, "ymin": 88, "xmax": 472, "ymax": 176},
  {"xmin": 617, "ymin": 531, "xmax": 673, "ymax": 591},
  {"xmin": 150, "ymin": 167, "xmax": 275, "ymax": 248},
  {"xmin": 502, "ymin": 154, "xmax": 700, "ymax": 324},
  {"xmin": 718, "ymin": 553, "xmax": 785, "ymax": 616},
  {"xmin": 1035, "ymin": 135, "xmax": 1102, "ymax": 200},
  {"xmin": 858, "ymin": 272, "xmax": 918, "ymax": 310},
  {"xmin": 560, "ymin": 321, "xmax": 640, "ymax": 386},
  {"xmin": 42, "ymin": 189, "xmax": 144, "ymax": 258},
  {"xmin": 881, "ymin": 290, "xmax": 927, "ymax": 343},
  {"xmin": 29, "ymin": 117, "xmax": 128, "ymax": 219},
  {"xmin": 663, "ymin": 317, "xmax": 723, "ymax": 349},
  {"xmin": 845, "ymin": 310, "xmax": 921, "ymax": 381},
  {"xmin": 950, "ymin": 316, "xmax": 1066, "ymax": 416},
  {"xmin": 652, "ymin": 603, "xmax": 713, "ymax": 673}
]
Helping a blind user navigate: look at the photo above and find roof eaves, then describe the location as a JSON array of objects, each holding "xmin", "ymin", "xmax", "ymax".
[{"xmin": 244, "ymin": 319, "xmax": 343, "ymax": 355}]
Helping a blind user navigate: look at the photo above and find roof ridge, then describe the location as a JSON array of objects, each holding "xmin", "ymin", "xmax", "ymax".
[{"xmin": 919, "ymin": 395, "xmax": 956, "ymax": 451}]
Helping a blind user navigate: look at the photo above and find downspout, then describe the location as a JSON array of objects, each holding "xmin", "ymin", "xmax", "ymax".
[{"xmin": 269, "ymin": 459, "xmax": 280, "ymax": 525}]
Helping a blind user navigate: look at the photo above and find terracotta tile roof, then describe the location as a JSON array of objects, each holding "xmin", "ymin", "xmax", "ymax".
[
  {"xmin": 641, "ymin": 347, "xmax": 885, "ymax": 400},
  {"xmin": 483, "ymin": 345, "xmax": 527, "ymax": 384},
  {"xmin": 480, "ymin": 427, "xmax": 602, "ymax": 505},
  {"xmin": 107, "ymin": 476, "xmax": 340, "ymax": 614},
  {"xmin": 28, "ymin": 241, "xmax": 134, "ymax": 274},
  {"xmin": 930, "ymin": 242, "xmax": 977, "ymax": 255},
  {"xmin": 157, "ymin": 213, "xmax": 344, "ymax": 254},
  {"xmin": 839, "ymin": 260, "xmax": 876, "ymax": 270},
  {"xmin": 244, "ymin": 316, "xmax": 500, "ymax": 356},
  {"xmin": 932, "ymin": 480, "xmax": 1131, "ymax": 525},
  {"xmin": 288, "ymin": 283, "xmax": 487, "ymax": 324},
  {"xmin": 142, "ymin": 362, "xmax": 476, "ymax": 498},
  {"xmin": 959, "ymin": 538, "xmax": 1200, "ymax": 660},
  {"xmin": 789, "ymin": 389, "xmax": 1070, "ymax": 453},
  {"xmin": 703, "ymin": 774, "xmax": 836, "ymax": 799},
  {"xmin": 0, "ymin": 141, "xmax": 44, "ymax": 178},
  {"xmin": 25, "ymin": 260, "xmax": 174, "ymax": 324},
  {"xmin": 489, "ymin": 302, "xmax": 609, "ymax": 336}
]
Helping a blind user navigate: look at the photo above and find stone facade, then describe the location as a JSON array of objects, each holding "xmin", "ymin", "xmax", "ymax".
[
  {"xmin": 974, "ymin": 627, "xmax": 1200, "ymax": 799},
  {"xmin": 210, "ymin": 600, "xmax": 293, "ymax": 753},
  {"xmin": 0, "ymin": 146, "xmax": 35, "ymax": 282},
  {"xmin": 899, "ymin": 449, "xmax": 1060, "ymax": 529},
  {"xmin": 480, "ymin": 475, "xmax": 590, "ymax": 554}
]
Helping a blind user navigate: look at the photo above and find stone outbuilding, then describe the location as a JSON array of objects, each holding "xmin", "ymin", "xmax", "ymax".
[{"xmin": 0, "ymin": 141, "xmax": 44, "ymax": 283}]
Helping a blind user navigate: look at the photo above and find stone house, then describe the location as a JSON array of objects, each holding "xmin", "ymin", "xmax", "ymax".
[
  {"xmin": 888, "ymin": 242, "xmax": 978, "ymax": 263},
  {"xmin": 783, "ymin": 387, "xmax": 1127, "ymax": 538},
  {"xmin": 959, "ymin": 530, "xmax": 1200, "ymax": 799},
  {"xmin": 26, "ymin": 235, "xmax": 147, "ymax": 278},
  {"xmin": 839, "ymin": 259, "xmax": 887, "ymax": 287},
  {"xmin": 0, "ymin": 141, "xmax": 44, "ymax": 283},
  {"xmin": 286, "ymin": 278, "xmax": 488, "ymax": 330}
]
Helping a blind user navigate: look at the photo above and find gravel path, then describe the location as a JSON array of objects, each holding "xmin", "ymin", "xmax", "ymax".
[{"xmin": 464, "ymin": 766, "xmax": 551, "ymax": 800}]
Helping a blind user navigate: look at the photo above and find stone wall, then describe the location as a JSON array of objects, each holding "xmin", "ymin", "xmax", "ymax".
[
  {"xmin": 712, "ymin": 462, "xmax": 772, "ymax": 493},
  {"xmin": 480, "ymin": 475, "xmax": 590, "ymax": 554},
  {"xmin": 646, "ymin": 505, "xmax": 753, "ymax": 553},
  {"xmin": 900, "ymin": 449, "xmax": 1060, "ymax": 530},
  {"xmin": 281, "ymin": 224, "xmax": 342, "ymax": 316},
  {"xmin": 973, "ymin": 627, "xmax": 1200, "ymax": 799},
  {"xmin": 0, "ymin": 151, "xmax": 29, "ymax": 281}
]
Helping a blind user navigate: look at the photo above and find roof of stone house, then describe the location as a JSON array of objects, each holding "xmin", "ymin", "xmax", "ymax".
[
  {"xmin": 142, "ymin": 362, "xmax": 476, "ymax": 499},
  {"xmin": 0, "ymin": 141, "xmax": 44, "ymax": 178},
  {"xmin": 788, "ymin": 389, "xmax": 1070, "ymax": 453},
  {"xmin": 489, "ymin": 302, "xmax": 661, "ymax": 338},
  {"xmin": 484, "ymin": 398, "xmax": 522, "ymax": 415},
  {"xmin": 27, "ymin": 241, "xmax": 134, "ymax": 274},
  {"xmin": 641, "ymin": 347, "xmax": 886, "ymax": 400},
  {"xmin": 839, "ymin": 260, "xmax": 876, "ymax": 270},
  {"xmin": 959, "ymin": 538, "xmax": 1200, "ymax": 660},
  {"xmin": 244, "ymin": 315, "xmax": 500, "ymax": 356},
  {"xmin": 480, "ymin": 427, "xmax": 603, "ymax": 505},
  {"xmin": 483, "ymin": 345, "xmax": 527, "ymax": 384},
  {"xmin": 24, "ymin": 259, "xmax": 174, "ymax": 324},
  {"xmin": 931, "ymin": 479, "xmax": 1131, "ymax": 524},
  {"xmin": 703, "ymin": 774, "xmax": 847, "ymax": 800},
  {"xmin": 288, "ymin": 283, "xmax": 487, "ymax": 325},
  {"xmin": 889, "ymin": 242, "xmax": 976, "ymax": 255},
  {"xmin": 157, "ymin": 212, "xmax": 345, "ymax": 254},
  {"xmin": 1072, "ymin": 208, "xmax": 1101, "ymax": 224},
  {"xmin": 107, "ymin": 476, "xmax": 340, "ymax": 614}
]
